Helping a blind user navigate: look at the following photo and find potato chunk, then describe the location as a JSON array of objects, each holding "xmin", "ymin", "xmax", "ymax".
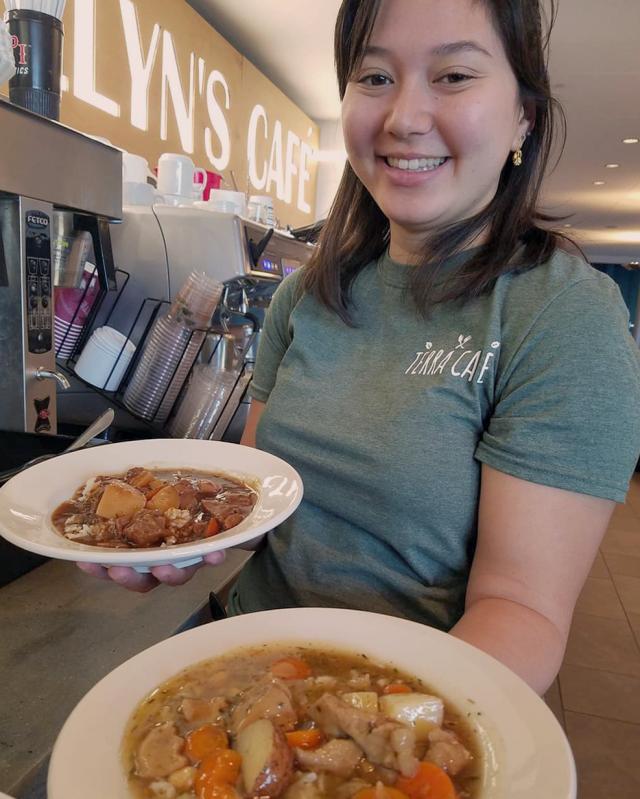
[
  {"xmin": 95, "ymin": 481, "xmax": 146, "ymax": 519},
  {"xmin": 378, "ymin": 693, "xmax": 444, "ymax": 742},
  {"xmin": 146, "ymin": 485, "xmax": 180, "ymax": 513},
  {"xmin": 235, "ymin": 719, "xmax": 294, "ymax": 798}
]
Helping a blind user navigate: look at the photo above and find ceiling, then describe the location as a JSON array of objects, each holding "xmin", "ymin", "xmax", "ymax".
[{"xmin": 188, "ymin": 0, "xmax": 640, "ymax": 262}]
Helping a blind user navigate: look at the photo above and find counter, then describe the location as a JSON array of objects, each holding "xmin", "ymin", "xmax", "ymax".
[{"xmin": 0, "ymin": 550, "xmax": 251, "ymax": 798}]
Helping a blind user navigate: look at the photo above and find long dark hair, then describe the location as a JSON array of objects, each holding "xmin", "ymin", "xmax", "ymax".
[{"xmin": 302, "ymin": 0, "xmax": 570, "ymax": 322}]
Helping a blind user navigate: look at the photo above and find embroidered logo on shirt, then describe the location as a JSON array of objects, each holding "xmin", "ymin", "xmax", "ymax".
[{"xmin": 405, "ymin": 335, "xmax": 501, "ymax": 383}]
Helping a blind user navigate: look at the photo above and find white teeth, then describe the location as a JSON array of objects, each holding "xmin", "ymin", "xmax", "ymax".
[{"xmin": 386, "ymin": 156, "xmax": 447, "ymax": 171}]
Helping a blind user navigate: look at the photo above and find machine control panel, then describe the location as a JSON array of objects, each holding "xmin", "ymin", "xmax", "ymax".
[
  {"xmin": 256, "ymin": 255, "xmax": 282, "ymax": 277},
  {"xmin": 281, "ymin": 258, "xmax": 302, "ymax": 277},
  {"xmin": 25, "ymin": 211, "xmax": 52, "ymax": 354}
]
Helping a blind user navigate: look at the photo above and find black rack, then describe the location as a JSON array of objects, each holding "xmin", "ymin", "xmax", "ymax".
[{"xmin": 55, "ymin": 270, "xmax": 257, "ymax": 438}]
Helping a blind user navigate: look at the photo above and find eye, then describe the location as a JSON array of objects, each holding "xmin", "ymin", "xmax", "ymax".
[
  {"xmin": 357, "ymin": 73, "xmax": 392, "ymax": 87},
  {"xmin": 437, "ymin": 72, "xmax": 475, "ymax": 85}
]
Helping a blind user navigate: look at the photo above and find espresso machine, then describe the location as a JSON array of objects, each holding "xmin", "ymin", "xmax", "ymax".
[
  {"xmin": 105, "ymin": 205, "xmax": 315, "ymax": 440},
  {"xmin": 0, "ymin": 96, "xmax": 122, "ymax": 435}
]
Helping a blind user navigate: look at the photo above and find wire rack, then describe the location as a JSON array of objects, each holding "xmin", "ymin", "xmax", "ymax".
[{"xmin": 55, "ymin": 271, "xmax": 257, "ymax": 439}]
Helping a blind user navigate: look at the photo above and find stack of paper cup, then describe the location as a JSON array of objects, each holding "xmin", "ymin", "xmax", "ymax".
[
  {"xmin": 168, "ymin": 271, "xmax": 223, "ymax": 329},
  {"xmin": 54, "ymin": 266, "xmax": 100, "ymax": 358},
  {"xmin": 74, "ymin": 327, "xmax": 136, "ymax": 392},
  {"xmin": 169, "ymin": 365, "xmax": 239, "ymax": 439},
  {"xmin": 122, "ymin": 272, "xmax": 223, "ymax": 422}
]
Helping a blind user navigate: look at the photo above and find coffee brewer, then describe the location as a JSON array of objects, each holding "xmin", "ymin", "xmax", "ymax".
[
  {"xmin": 105, "ymin": 205, "xmax": 315, "ymax": 440},
  {"xmin": 0, "ymin": 97, "xmax": 122, "ymax": 434}
]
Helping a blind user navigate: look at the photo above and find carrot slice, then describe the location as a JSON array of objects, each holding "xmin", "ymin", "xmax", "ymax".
[
  {"xmin": 270, "ymin": 657, "xmax": 312, "ymax": 680},
  {"xmin": 354, "ymin": 786, "xmax": 410, "ymax": 799},
  {"xmin": 396, "ymin": 761, "xmax": 457, "ymax": 799},
  {"xmin": 382, "ymin": 683, "xmax": 412, "ymax": 695},
  {"xmin": 285, "ymin": 728, "xmax": 324, "ymax": 750},
  {"xmin": 197, "ymin": 782, "xmax": 240, "ymax": 799},
  {"xmin": 184, "ymin": 724, "xmax": 229, "ymax": 763},
  {"xmin": 196, "ymin": 748, "xmax": 242, "ymax": 785},
  {"xmin": 206, "ymin": 517, "xmax": 221, "ymax": 536}
]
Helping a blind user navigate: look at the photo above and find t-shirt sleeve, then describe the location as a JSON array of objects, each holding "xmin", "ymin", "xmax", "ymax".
[
  {"xmin": 475, "ymin": 275, "xmax": 640, "ymax": 502},
  {"xmin": 248, "ymin": 270, "xmax": 304, "ymax": 403}
]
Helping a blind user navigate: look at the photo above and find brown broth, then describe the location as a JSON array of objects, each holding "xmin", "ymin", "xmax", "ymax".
[{"xmin": 51, "ymin": 468, "xmax": 258, "ymax": 549}]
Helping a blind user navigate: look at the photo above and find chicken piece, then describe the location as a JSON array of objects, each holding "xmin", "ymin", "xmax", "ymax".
[
  {"xmin": 425, "ymin": 727, "xmax": 473, "ymax": 776},
  {"xmin": 135, "ymin": 722, "xmax": 188, "ymax": 779},
  {"xmin": 230, "ymin": 678, "xmax": 298, "ymax": 734},
  {"xmin": 390, "ymin": 726, "xmax": 419, "ymax": 778},
  {"xmin": 309, "ymin": 695, "xmax": 417, "ymax": 777},
  {"xmin": 335, "ymin": 779, "xmax": 371, "ymax": 799},
  {"xmin": 295, "ymin": 739, "xmax": 363, "ymax": 777},
  {"xmin": 282, "ymin": 774, "xmax": 324, "ymax": 799},
  {"xmin": 309, "ymin": 694, "xmax": 378, "ymax": 740},
  {"xmin": 124, "ymin": 510, "xmax": 168, "ymax": 547},
  {"xmin": 180, "ymin": 696, "xmax": 227, "ymax": 723}
]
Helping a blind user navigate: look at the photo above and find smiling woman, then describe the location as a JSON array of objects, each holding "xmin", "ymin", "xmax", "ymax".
[{"xmin": 82, "ymin": 0, "xmax": 640, "ymax": 716}]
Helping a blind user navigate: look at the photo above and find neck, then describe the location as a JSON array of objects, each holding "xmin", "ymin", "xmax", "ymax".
[{"xmin": 388, "ymin": 223, "xmax": 490, "ymax": 265}]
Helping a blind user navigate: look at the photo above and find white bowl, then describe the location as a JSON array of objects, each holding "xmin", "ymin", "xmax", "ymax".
[
  {"xmin": 47, "ymin": 607, "xmax": 576, "ymax": 799},
  {"xmin": 0, "ymin": 439, "xmax": 302, "ymax": 572}
]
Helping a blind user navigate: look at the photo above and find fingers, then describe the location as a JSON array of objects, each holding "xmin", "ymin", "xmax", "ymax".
[
  {"xmin": 107, "ymin": 566, "xmax": 160, "ymax": 593},
  {"xmin": 77, "ymin": 561, "xmax": 111, "ymax": 581},
  {"xmin": 203, "ymin": 550, "xmax": 227, "ymax": 566},
  {"xmin": 76, "ymin": 551, "xmax": 226, "ymax": 592},
  {"xmin": 150, "ymin": 562, "xmax": 204, "ymax": 586}
]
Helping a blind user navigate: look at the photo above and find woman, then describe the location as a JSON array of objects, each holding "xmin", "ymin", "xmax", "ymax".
[{"xmin": 82, "ymin": 0, "xmax": 640, "ymax": 696}]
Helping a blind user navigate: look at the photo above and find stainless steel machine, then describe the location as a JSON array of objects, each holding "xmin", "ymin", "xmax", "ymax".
[
  {"xmin": 0, "ymin": 97, "xmax": 122, "ymax": 434},
  {"xmin": 97, "ymin": 205, "xmax": 315, "ymax": 441}
]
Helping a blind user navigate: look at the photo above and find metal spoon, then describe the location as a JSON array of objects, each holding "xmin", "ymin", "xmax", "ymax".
[{"xmin": 0, "ymin": 408, "xmax": 115, "ymax": 484}]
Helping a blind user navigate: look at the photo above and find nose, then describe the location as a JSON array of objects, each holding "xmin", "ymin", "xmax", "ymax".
[{"xmin": 384, "ymin": 78, "xmax": 436, "ymax": 139}]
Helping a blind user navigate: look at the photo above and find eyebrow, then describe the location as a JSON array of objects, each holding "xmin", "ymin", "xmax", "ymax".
[{"xmin": 363, "ymin": 40, "xmax": 493, "ymax": 59}]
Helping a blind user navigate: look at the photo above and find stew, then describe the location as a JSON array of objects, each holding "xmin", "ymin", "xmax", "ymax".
[
  {"xmin": 51, "ymin": 467, "xmax": 257, "ymax": 548},
  {"xmin": 122, "ymin": 644, "xmax": 481, "ymax": 799}
]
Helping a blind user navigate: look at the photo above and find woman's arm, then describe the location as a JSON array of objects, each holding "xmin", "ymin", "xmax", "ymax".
[
  {"xmin": 449, "ymin": 464, "xmax": 615, "ymax": 695},
  {"xmin": 240, "ymin": 400, "xmax": 265, "ymax": 448}
]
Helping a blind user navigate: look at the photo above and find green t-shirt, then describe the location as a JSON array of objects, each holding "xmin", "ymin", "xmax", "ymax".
[{"xmin": 229, "ymin": 248, "xmax": 640, "ymax": 630}]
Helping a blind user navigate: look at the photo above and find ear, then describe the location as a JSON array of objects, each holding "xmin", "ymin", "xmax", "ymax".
[{"xmin": 513, "ymin": 98, "xmax": 536, "ymax": 149}]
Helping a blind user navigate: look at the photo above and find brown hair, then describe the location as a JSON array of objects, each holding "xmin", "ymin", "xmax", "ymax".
[{"xmin": 302, "ymin": 0, "xmax": 570, "ymax": 322}]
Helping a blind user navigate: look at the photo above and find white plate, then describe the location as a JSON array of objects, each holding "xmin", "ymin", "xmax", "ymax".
[
  {"xmin": 0, "ymin": 439, "xmax": 302, "ymax": 571},
  {"xmin": 47, "ymin": 607, "xmax": 576, "ymax": 799}
]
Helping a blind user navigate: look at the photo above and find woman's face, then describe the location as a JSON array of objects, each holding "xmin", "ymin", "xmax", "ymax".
[{"xmin": 341, "ymin": 0, "xmax": 532, "ymax": 259}]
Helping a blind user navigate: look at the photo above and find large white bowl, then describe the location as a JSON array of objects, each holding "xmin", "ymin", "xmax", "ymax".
[
  {"xmin": 0, "ymin": 439, "xmax": 302, "ymax": 571},
  {"xmin": 47, "ymin": 608, "xmax": 575, "ymax": 799}
]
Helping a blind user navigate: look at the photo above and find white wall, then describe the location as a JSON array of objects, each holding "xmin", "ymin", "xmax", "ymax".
[{"xmin": 314, "ymin": 119, "xmax": 347, "ymax": 222}]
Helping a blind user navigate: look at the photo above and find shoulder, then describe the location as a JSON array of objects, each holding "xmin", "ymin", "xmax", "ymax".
[
  {"xmin": 499, "ymin": 248, "xmax": 630, "ymax": 326},
  {"xmin": 267, "ymin": 267, "xmax": 307, "ymax": 316}
]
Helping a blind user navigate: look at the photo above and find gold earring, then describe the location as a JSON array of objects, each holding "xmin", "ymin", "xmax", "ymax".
[{"xmin": 512, "ymin": 148, "xmax": 523, "ymax": 167}]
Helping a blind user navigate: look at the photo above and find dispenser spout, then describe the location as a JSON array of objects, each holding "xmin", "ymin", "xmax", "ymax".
[{"xmin": 35, "ymin": 367, "xmax": 71, "ymax": 390}]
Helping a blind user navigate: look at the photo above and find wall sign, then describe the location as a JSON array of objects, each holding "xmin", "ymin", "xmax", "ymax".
[{"xmin": 5, "ymin": 0, "xmax": 319, "ymax": 226}]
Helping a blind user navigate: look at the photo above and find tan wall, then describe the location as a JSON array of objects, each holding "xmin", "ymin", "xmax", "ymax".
[{"xmin": 3, "ymin": 0, "xmax": 318, "ymax": 227}]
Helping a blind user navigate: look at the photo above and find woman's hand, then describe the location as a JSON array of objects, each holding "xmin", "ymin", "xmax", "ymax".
[{"xmin": 76, "ymin": 550, "xmax": 227, "ymax": 593}]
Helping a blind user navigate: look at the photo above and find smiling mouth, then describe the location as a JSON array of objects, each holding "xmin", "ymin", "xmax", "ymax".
[{"xmin": 385, "ymin": 156, "xmax": 449, "ymax": 172}]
